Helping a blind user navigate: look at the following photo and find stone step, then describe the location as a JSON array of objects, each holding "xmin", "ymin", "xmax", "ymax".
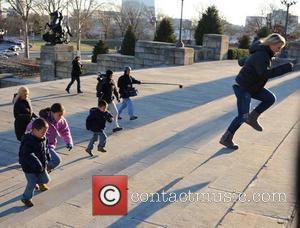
[
  {"xmin": 1, "ymin": 71, "xmax": 298, "ymax": 227},
  {"xmin": 0, "ymin": 62, "xmax": 298, "ymax": 227}
]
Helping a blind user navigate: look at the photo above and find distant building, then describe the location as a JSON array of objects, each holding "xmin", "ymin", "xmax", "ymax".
[
  {"xmin": 5, "ymin": 8, "xmax": 18, "ymax": 17},
  {"xmin": 87, "ymin": 11, "xmax": 121, "ymax": 39},
  {"xmin": 172, "ymin": 19, "xmax": 193, "ymax": 41},
  {"xmin": 245, "ymin": 16, "xmax": 267, "ymax": 33},
  {"xmin": 223, "ymin": 22, "xmax": 244, "ymax": 45},
  {"xmin": 267, "ymin": 9, "xmax": 298, "ymax": 34},
  {"xmin": 122, "ymin": 0, "xmax": 155, "ymax": 8},
  {"xmin": 122, "ymin": 0, "xmax": 156, "ymax": 40},
  {"xmin": 245, "ymin": 9, "xmax": 298, "ymax": 35},
  {"xmin": 0, "ymin": 0, "xmax": 2, "ymax": 19}
]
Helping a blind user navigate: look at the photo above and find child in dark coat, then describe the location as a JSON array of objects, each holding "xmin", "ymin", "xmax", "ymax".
[
  {"xmin": 86, "ymin": 100, "xmax": 113, "ymax": 156},
  {"xmin": 19, "ymin": 118, "xmax": 50, "ymax": 207}
]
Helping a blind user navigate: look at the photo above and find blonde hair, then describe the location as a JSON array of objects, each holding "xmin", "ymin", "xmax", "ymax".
[
  {"xmin": 13, "ymin": 86, "xmax": 30, "ymax": 104},
  {"xmin": 261, "ymin": 33, "xmax": 286, "ymax": 47}
]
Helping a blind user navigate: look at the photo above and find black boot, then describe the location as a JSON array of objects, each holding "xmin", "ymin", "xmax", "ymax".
[
  {"xmin": 219, "ymin": 130, "xmax": 239, "ymax": 150},
  {"xmin": 246, "ymin": 111, "xmax": 263, "ymax": 131}
]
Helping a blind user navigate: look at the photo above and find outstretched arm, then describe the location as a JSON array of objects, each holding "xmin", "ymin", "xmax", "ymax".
[
  {"xmin": 267, "ymin": 63, "xmax": 293, "ymax": 79},
  {"xmin": 131, "ymin": 76, "xmax": 141, "ymax": 84},
  {"xmin": 252, "ymin": 54, "xmax": 293, "ymax": 79}
]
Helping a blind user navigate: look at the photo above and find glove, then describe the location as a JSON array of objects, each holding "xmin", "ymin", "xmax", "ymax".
[
  {"xmin": 238, "ymin": 57, "xmax": 248, "ymax": 67},
  {"xmin": 289, "ymin": 62, "xmax": 294, "ymax": 71},
  {"xmin": 66, "ymin": 143, "xmax": 73, "ymax": 151},
  {"xmin": 282, "ymin": 62, "xmax": 293, "ymax": 74},
  {"xmin": 39, "ymin": 167, "xmax": 45, "ymax": 173},
  {"xmin": 32, "ymin": 112, "xmax": 38, "ymax": 119}
]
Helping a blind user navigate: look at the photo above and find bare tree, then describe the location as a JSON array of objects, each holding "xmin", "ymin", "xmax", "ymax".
[
  {"xmin": 6, "ymin": 0, "xmax": 36, "ymax": 58},
  {"xmin": 70, "ymin": 0, "xmax": 101, "ymax": 52},
  {"xmin": 110, "ymin": 3, "xmax": 132, "ymax": 36},
  {"xmin": 1, "ymin": 14, "xmax": 23, "ymax": 36},
  {"xmin": 244, "ymin": 16, "xmax": 265, "ymax": 34},
  {"xmin": 35, "ymin": 0, "xmax": 67, "ymax": 14},
  {"xmin": 110, "ymin": 1, "xmax": 155, "ymax": 39},
  {"xmin": 95, "ymin": 9, "xmax": 114, "ymax": 39}
]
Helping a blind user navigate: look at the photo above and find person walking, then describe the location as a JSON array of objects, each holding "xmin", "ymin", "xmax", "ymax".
[
  {"xmin": 220, "ymin": 33, "xmax": 294, "ymax": 150},
  {"xmin": 117, "ymin": 66, "xmax": 141, "ymax": 120},
  {"xmin": 66, "ymin": 56, "xmax": 83, "ymax": 94},
  {"xmin": 85, "ymin": 100, "xmax": 113, "ymax": 156}
]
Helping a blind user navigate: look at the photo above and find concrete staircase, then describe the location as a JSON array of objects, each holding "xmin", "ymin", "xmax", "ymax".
[{"xmin": 0, "ymin": 61, "xmax": 299, "ymax": 227}]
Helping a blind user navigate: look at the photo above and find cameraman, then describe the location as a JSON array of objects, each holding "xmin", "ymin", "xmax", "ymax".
[{"xmin": 117, "ymin": 66, "xmax": 141, "ymax": 120}]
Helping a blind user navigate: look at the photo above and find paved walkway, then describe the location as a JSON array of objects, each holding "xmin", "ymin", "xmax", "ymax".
[{"xmin": 0, "ymin": 61, "xmax": 299, "ymax": 227}]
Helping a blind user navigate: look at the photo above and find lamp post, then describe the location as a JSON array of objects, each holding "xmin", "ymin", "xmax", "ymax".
[
  {"xmin": 281, "ymin": 0, "xmax": 297, "ymax": 38},
  {"xmin": 176, "ymin": 0, "xmax": 184, "ymax": 47}
]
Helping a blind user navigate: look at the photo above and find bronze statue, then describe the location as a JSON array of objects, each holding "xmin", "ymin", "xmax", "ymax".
[{"xmin": 43, "ymin": 11, "xmax": 72, "ymax": 45}]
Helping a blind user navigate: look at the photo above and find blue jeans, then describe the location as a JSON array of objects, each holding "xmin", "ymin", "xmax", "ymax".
[
  {"xmin": 228, "ymin": 85, "xmax": 276, "ymax": 134},
  {"xmin": 22, "ymin": 171, "xmax": 50, "ymax": 200},
  {"xmin": 118, "ymin": 98, "xmax": 134, "ymax": 117},
  {"xmin": 87, "ymin": 130, "xmax": 107, "ymax": 150},
  {"xmin": 47, "ymin": 148, "xmax": 62, "ymax": 170}
]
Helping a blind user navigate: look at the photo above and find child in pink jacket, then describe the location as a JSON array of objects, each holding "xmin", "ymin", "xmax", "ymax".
[{"xmin": 27, "ymin": 103, "xmax": 73, "ymax": 172}]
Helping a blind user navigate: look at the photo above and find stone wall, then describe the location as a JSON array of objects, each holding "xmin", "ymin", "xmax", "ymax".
[
  {"xmin": 55, "ymin": 59, "xmax": 103, "ymax": 79},
  {"xmin": 55, "ymin": 61, "xmax": 72, "ymax": 79},
  {"xmin": 135, "ymin": 41, "xmax": 194, "ymax": 67},
  {"xmin": 0, "ymin": 75, "xmax": 38, "ymax": 88},
  {"xmin": 40, "ymin": 45, "xmax": 74, "ymax": 81},
  {"xmin": 97, "ymin": 54, "xmax": 135, "ymax": 72},
  {"xmin": 202, "ymin": 34, "xmax": 229, "ymax": 60},
  {"xmin": 40, "ymin": 34, "xmax": 230, "ymax": 81},
  {"xmin": 96, "ymin": 35, "xmax": 229, "ymax": 72},
  {"xmin": 288, "ymin": 41, "xmax": 300, "ymax": 63},
  {"xmin": 96, "ymin": 41, "xmax": 195, "ymax": 71}
]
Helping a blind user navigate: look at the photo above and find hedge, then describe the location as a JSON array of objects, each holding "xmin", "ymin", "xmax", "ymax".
[{"xmin": 228, "ymin": 48, "xmax": 249, "ymax": 59}]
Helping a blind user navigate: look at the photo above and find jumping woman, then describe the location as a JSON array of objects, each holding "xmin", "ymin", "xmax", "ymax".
[{"xmin": 220, "ymin": 33, "xmax": 294, "ymax": 149}]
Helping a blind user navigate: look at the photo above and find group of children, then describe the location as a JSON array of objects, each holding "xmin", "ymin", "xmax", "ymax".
[
  {"xmin": 17, "ymin": 101, "xmax": 73, "ymax": 207},
  {"xmin": 15, "ymin": 66, "xmax": 141, "ymax": 207},
  {"xmin": 14, "ymin": 33, "xmax": 296, "ymax": 209}
]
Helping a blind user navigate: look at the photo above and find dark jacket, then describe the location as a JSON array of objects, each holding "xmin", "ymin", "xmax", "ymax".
[
  {"xmin": 117, "ymin": 74, "xmax": 141, "ymax": 98},
  {"xmin": 87, "ymin": 108, "xmax": 113, "ymax": 132},
  {"xmin": 236, "ymin": 42, "xmax": 293, "ymax": 95},
  {"xmin": 19, "ymin": 133, "xmax": 50, "ymax": 173},
  {"xmin": 13, "ymin": 98, "xmax": 36, "ymax": 141},
  {"xmin": 71, "ymin": 59, "xmax": 82, "ymax": 77},
  {"xmin": 97, "ymin": 77, "xmax": 120, "ymax": 103}
]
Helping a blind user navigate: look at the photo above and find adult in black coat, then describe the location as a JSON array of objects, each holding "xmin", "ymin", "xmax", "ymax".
[
  {"xmin": 98, "ymin": 70, "xmax": 120, "ymax": 104},
  {"xmin": 117, "ymin": 66, "xmax": 141, "ymax": 120},
  {"xmin": 220, "ymin": 33, "xmax": 294, "ymax": 149},
  {"xmin": 13, "ymin": 87, "xmax": 36, "ymax": 141},
  {"xmin": 96, "ymin": 69, "xmax": 123, "ymax": 133},
  {"xmin": 66, "ymin": 56, "xmax": 83, "ymax": 94}
]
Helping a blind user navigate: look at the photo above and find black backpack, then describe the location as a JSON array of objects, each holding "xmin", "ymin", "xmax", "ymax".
[
  {"xmin": 86, "ymin": 108, "xmax": 97, "ymax": 130},
  {"xmin": 96, "ymin": 74, "xmax": 107, "ymax": 98}
]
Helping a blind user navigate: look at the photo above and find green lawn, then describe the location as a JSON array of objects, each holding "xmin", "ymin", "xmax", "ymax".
[
  {"xmin": 29, "ymin": 39, "xmax": 122, "ymax": 52},
  {"xmin": 30, "ymin": 40, "xmax": 95, "ymax": 52}
]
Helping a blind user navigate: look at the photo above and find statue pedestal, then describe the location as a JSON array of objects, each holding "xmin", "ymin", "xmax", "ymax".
[{"xmin": 40, "ymin": 44, "xmax": 74, "ymax": 82}]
